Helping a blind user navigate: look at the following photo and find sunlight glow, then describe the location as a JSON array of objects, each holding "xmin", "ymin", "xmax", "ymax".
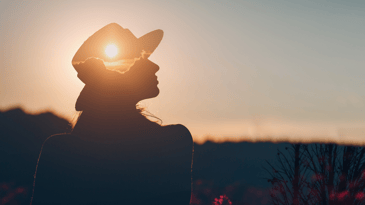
[{"xmin": 105, "ymin": 44, "xmax": 118, "ymax": 58}]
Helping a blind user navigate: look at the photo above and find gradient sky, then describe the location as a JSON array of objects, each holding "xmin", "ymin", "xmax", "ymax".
[{"xmin": 1, "ymin": 0, "xmax": 365, "ymax": 144}]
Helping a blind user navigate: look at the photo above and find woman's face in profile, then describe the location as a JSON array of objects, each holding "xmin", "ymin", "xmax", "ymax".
[{"xmin": 124, "ymin": 58, "xmax": 160, "ymax": 101}]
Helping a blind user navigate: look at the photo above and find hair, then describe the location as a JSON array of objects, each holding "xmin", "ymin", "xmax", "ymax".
[
  {"xmin": 70, "ymin": 111, "xmax": 83, "ymax": 130},
  {"xmin": 136, "ymin": 105, "xmax": 163, "ymax": 125}
]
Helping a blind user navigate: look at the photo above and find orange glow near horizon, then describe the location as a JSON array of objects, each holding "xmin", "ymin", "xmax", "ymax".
[{"xmin": 105, "ymin": 44, "xmax": 118, "ymax": 58}]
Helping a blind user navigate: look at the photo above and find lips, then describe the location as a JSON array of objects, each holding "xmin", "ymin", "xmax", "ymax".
[{"xmin": 149, "ymin": 78, "xmax": 158, "ymax": 85}]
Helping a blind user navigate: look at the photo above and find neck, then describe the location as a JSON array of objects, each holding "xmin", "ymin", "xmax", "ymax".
[
  {"xmin": 71, "ymin": 106, "xmax": 157, "ymax": 142},
  {"xmin": 86, "ymin": 106, "xmax": 140, "ymax": 118}
]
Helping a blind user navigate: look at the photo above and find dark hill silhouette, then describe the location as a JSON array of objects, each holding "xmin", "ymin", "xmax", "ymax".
[
  {"xmin": 0, "ymin": 108, "xmax": 70, "ymax": 204},
  {"xmin": 1, "ymin": 107, "xmax": 290, "ymax": 204},
  {"xmin": 193, "ymin": 141, "xmax": 288, "ymax": 188},
  {"xmin": 192, "ymin": 141, "xmax": 289, "ymax": 204}
]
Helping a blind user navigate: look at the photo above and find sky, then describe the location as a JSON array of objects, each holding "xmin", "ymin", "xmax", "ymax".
[{"xmin": 1, "ymin": 0, "xmax": 365, "ymax": 144}]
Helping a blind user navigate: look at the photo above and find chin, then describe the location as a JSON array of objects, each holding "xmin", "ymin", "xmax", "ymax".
[
  {"xmin": 151, "ymin": 87, "xmax": 160, "ymax": 98},
  {"xmin": 142, "ymin": 87, "xmax": 159, "ymax": 100}
]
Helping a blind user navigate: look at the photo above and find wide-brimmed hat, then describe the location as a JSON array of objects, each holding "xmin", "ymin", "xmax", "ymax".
[
  {"xmin": 72, "ymin": 23, "xmax": 163, "ymax": 72},
  {"xmin": 72, "ymin": 23, "xmax": 163, "ymax": 111}
]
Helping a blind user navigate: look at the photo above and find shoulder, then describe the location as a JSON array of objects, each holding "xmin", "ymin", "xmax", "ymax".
[
  {"xmin": 41, "ymin": 133, "xmax": 76, "ymax": 150},
  {"xmin": 164, "ymin": 124, "xmax": 191, "ymax": 135},
  {"xmin": 43, "ymin": 133, "xmax": 74, "ymax": 143},
  {"xmin": 162, "ymin": 124, "xmax": 193, "ymax": 146},
  {"xmin": 34, "ymin": 133, "xmax": 84, "ymax": 205},
  {"xmin": 39, "ymin": 133, "xmax": 79, "ymax": 161}
]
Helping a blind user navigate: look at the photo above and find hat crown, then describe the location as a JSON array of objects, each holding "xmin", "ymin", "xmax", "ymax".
[{"xmin": 72, "ymin": 23, "xmax": 140, "ymax": 64}]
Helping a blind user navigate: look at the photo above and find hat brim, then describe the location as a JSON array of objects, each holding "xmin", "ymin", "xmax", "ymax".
[{"xmin": 138, "ymin": 29, "xmax": 164, "ymax": 57}]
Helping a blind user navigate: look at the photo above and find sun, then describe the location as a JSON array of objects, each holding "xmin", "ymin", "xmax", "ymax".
[{"xmin": 105, "ymin": 44, "xmax": 118, "ymax": 58}]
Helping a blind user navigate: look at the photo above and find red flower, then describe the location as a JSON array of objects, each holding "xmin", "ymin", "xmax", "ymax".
[
  {"xmin": 355, "ymin": 192, "xmax": 365, "ymax": 200},
  {"xmin": 337, "ymin": 190, "xmax": 349, "ymax": 201},
  {"xmin": 213, "ymin": 195, "xmax": 232, "ymax": 205}
]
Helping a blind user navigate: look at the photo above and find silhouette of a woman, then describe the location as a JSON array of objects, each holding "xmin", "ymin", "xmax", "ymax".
[{"xmin": 32, "ymin": 24, "xmax": 193, "ymax": 205}]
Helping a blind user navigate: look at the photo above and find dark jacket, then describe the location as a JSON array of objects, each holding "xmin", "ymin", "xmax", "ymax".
[{"xmin": 32, "ymin": 124, "xmax": 193, "ymax": 205}]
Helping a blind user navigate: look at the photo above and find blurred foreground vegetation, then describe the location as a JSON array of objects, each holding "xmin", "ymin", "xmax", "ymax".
[{"xmin": 2, "ymin": 108, "xmax": 363, "ymax": 205}]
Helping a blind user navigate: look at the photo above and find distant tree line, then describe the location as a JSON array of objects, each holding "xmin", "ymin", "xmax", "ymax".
[{"xmin": 265, "ymin": 143, "xmax": 365, "ymax": 205}]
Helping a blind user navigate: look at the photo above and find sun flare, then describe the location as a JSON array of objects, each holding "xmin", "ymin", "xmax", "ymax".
[{"xmin": 105, "ymin": 44, "xmax": 118, "ymax": 58}]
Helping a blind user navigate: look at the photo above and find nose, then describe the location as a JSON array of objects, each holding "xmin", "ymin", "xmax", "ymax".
[{"xmin": 146, "ymin": 59, "xmax": 159, "ymax": 73}]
